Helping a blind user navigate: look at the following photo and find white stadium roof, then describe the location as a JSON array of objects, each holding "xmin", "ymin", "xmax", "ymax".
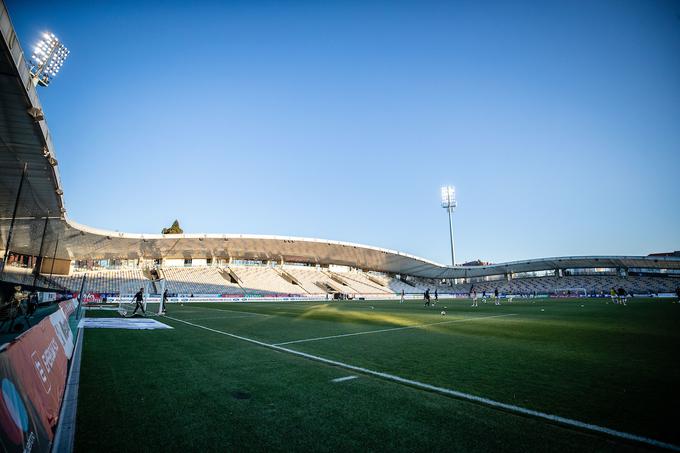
[{"xmin": 1, "ymin": 2, "xmax": 679, "ymax": 279}]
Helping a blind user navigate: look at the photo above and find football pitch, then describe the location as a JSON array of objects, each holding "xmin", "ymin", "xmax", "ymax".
[{"xmin": 75, "ymin": 297, "xmax": 680, "ymax": 452}]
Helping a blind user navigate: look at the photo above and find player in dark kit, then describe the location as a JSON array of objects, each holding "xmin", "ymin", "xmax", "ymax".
[
  {"xmin": 131, "ymin": 287, "xmax": 146, "ymax": 316},
  {"xmin": 162, "ymin": 289, "xmax": 169, "ymax": 314},
  {"xmin": 424, "ymin": 289, "xmax": 431, "ymax": 307}
]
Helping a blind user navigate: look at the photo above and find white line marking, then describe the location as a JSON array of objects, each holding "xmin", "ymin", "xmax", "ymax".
[
  {"xmin": 274, "ymin": 314, "xmax": 517, "ymax": 345},
  {"xmin": 179, "ymin": 305, "xmax": 270, "ymax": 317},
  {"xmin": 331, "ymin": 375, "xmax": 358, "ymax": 383},
  {"xmin": 163, "ymin": 315, "xmax": 680, "ymax": 452},
  {"xmin": 182, "ymin": 315, "xmax": 262, "ymax": 321}
]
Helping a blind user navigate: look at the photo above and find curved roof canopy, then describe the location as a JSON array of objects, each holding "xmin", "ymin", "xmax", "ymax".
[{"xmin": 1, "ymin": 3, "xmax": 679, "ymax": 280}]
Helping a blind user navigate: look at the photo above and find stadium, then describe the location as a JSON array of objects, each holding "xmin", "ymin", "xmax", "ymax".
[{"xmin": 1, "ymin": 1, "xmax": 679, "ymax": 452}]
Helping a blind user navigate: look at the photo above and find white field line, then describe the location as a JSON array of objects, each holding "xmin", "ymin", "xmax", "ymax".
[
  {"xmin": 163, "ymin": 315, "xmax": 680, "ymax": 452},
  {"xmin": 177, "ymin": 305, "xmax": 270, "ymax": 317},
  {"xmin": 331, "ymin": 375, "xmax": 358, "ymax": 383},
  {"xmin": 182, "ymin": 315, "xmax": 260, "ymax": 322},
  {"xmin": 273, "ymin": 313, "xmax": 517, "ymax": 346}
]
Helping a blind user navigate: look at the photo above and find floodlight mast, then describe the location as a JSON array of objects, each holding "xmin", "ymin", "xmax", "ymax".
[
  {"xmin": 29, "ymin": 32, "xmax": 69, "ymax": 87},
  {"xmin": 440, "ymin": 185, "xmax": 457, "ymax": 267}
]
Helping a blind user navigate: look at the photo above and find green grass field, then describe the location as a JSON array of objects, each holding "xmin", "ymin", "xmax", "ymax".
[{"xmin": 75, "ymin": 297, "xmax": 680, "ymax": 452}]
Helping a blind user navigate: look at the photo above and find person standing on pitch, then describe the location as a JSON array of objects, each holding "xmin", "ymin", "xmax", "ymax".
[
  {"xmin": 471, "ymin": 289, "xmax": 478, "ymax": 307},
  {"xmin": 434, "ymin": 289, "xmax": 438, "ymax": 306},
  {"xmin": 617, "ymin": 287, "xmax": 627, "ymax": 306},
  {"xmin": 400, "ymin": 289, "xmax": 405, "ymax": 304},
  {"xmin": 131, "ymin": 287, "xmax": 146, "ymax": 316},
  {"xmin": 494, "ymin": 288, "xmax": 500, "ymax": 305},
  {"xmin": 610, "ymin": 287, "xmax": 618, "ymax": 304},
  {"xmin": 162, "ymin": 289, "xmax": 169, "ymax": 314},
  {"xmin": 424, "ymin": 289, "xmax": 431, "ymax": 307}
]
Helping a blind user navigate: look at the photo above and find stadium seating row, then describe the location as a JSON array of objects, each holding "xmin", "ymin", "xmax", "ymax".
[{"xmin": 1, "ymin": 264, "xmax": 678, "ymax": 296}]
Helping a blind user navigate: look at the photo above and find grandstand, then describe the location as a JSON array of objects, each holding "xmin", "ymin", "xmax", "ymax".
[
  {"xmin": 2, "ymin": 260, "xmax": 678, "ymax": 299},
  {"xmin": 161, "ymin": 267, "xmax": 243, "ymax": 296},
  {"xmin": 462, "ymin": 275, "xmax": 680, "ymax": 296}
]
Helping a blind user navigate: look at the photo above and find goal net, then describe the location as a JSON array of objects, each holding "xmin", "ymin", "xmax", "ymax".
[
  {"xmin": 118, "ymin": 300, "xmax": 162, "ymax": 317},
  {"xmin": 117, "ymin": 279, "xmax": 166, "ymax": 317}
]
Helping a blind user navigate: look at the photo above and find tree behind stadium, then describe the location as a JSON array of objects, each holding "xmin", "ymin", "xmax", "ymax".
[{"xmin": 162, "ymin": 220, "xmax": 184, "ymax": 234}]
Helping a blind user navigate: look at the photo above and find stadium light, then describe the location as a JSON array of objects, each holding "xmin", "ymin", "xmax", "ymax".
[
  {"xmin": 29, "ymin": 31, "xmax": 69, "ymax": 87},
  {"xmin": 440, "ymin": 185, "xmax": 457, "ymax": 267}
]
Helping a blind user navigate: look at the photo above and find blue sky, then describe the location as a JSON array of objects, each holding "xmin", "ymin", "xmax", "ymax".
[{"xmin": 7, "ymin": 0, "xmax": 680, "ymax": 264}]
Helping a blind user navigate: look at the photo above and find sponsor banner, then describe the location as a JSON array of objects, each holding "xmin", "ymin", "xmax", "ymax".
[
  {"xmin": 49, "ymin": 310, "xmax": 74, "ymax": 360},
  {"xmin": 72, "ymin": 292, "xmax": 117, "ymax": 304},
  {"xmin": 58, "ymin": 299, "xmax": 77, "ymax": 320},
  {"xmin": 78, "ymin": 318, "xmax": 173, "ymax": 330},
  {"xmin": 0, "ymin": 298, "xmax": 79, "ymax": 451},
  {"xmin": 0, "ymin": 357, "xmax": 52, "ymax": 453},
  {"xmin": 80, "ymin": 293, "xmax": 116, "ymax": 304},
  {"xmin": 0, "ymin": 317, "xmax": 69, "ymax": 450},
  {"xmin": 81, "ymin": 293, "xmax": 101, "ymax": 304}
]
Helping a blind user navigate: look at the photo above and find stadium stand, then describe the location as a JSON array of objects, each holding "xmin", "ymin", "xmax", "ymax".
[
  {"xmin": 0, "ymin": 265, "xmax": 70, "ymax": 292},
  {"xmin": 280, "ymin": 266, "xmax": 333, "ymax": 294},
  {"xmin": 365, "ymin": 273, "xmax": 421, "ymax": 294},
  {"xmin": 401, "ymin": 276, "xmax": 455, "ymax": 293},
  {"xmin": 229, "ymin": 266, "xmax": 305, "ymax": 295},
  {"xmin": 161, "ymin": 267, "xmax": 244, "ymax": 295},
  {"xmin": 460, "ymin": 275, "xmax": 679, "ymax": 295},
  {"xmin": 62, "ymin": 269, "xmax": 150, "ymax": 294},
  {"xmin": 327, "ymin": 270, "xmax": 391, "ymax": 294},
  {"xmin": 2, "ymin": 263, "xmax": 677, "ymax": 299}
]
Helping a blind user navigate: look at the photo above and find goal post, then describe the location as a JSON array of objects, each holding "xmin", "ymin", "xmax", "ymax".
[
  {"xmin": 143, "ymin": 278, "xmax": 165, "ymax": 316},
  {"xmin": 156, "ymin": 278, "xmax": 166, "ymax": 315},
  {"xmin": 117, "ymin": 279, "xmax": 165, "ymax": 317}
]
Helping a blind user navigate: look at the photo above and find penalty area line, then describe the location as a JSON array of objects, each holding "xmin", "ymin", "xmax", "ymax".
[
  {"xmin": 273, "ymin": 313, "xmax": 517, "ymax": 346},
  {"xmin": 181, "ymin": 315, "xmax": 263, "ymax": 322},
  {"xmin": 162, "ymin": 315, "xmax": 680, "ymax": 452},
  {"xmin": 177, "ymin": 305, "xmax": 270, "ymax": 317}
]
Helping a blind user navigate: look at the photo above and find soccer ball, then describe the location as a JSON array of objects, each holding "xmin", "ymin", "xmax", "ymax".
[{"xmin": 441, "ymin": 310, "xmax": 446, "ymax": 316}]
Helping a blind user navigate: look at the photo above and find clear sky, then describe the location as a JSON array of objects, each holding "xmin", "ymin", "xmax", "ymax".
[{"xmin": 7, "ymin": 0, "xmax": 680, "ymax": 265}]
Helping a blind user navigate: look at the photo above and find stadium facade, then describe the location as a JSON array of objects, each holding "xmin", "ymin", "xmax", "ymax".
[{"xmin": 1, "ymin": 2, "xmax": 679, "ymax": 297}]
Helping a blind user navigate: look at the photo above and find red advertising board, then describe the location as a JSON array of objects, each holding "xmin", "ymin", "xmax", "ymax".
[
  {"xmin": 0, "ymin": 353, "xmax": 52, "ymax": 452},
  {"xmin": 0, "ymin": 300, "xmax": 76, "ymax": 452},
  {"xmin": 58, "ymin": 299, "xmax": 77, "ymax": 320}
]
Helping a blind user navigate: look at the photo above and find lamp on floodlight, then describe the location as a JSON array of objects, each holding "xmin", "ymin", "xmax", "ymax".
[
  {"xmin": 440, "ymin": 185, "xmax": 457, "ymax": 267},
  {"xmin": 29, "ymin": 32, "xmax": 69, "ymax": 87}
]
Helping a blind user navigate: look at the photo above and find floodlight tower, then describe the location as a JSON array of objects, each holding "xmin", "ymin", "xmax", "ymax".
[
  {"xmin": 440, "ymin": 185, "xmax": 457, "ymax": 267},
  {"xmin": 29, "ymin": 32, "xmax": 69, "ymax": 87}
]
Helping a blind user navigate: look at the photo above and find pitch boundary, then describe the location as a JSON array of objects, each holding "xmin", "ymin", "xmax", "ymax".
[{"xmin": 163, "ymin": 315, "xmax": 679, "ymax": 452}]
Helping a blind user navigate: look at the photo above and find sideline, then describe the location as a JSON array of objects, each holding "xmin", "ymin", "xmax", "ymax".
[
  {"xmin": 163, "ymin": 314, "xmax": 680, "ymax": 452},
  {"xmin": 52, "ymin": 326, "xmax": 85, "ymax": 452}
]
